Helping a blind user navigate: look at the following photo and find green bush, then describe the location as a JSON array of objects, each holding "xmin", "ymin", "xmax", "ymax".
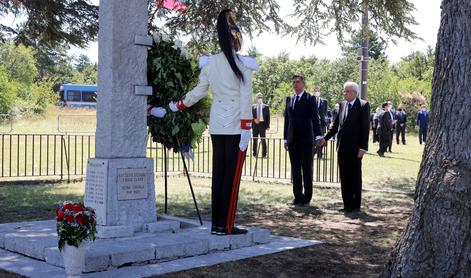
[
  {"xmin": 0, "ymin": 67, "xmax": 15, "ymax": 114},
  {"xmin": 399, "ymin": 91, "xmax": 427, "ymax": 130}
]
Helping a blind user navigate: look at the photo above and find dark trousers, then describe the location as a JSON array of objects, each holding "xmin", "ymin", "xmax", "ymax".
[
  {"xmin": 313, "ymin": 125, "xmax": 327, "ymax": 158},
  {"xmin": 211, "ymin": 134, "xmax": 240, "ymax": 228},
  {"xmin": 378, "ymin": 131, "xmax": 392, "ymax": 155},
  {"xmin": 288, "ymin": 141, "xmax": 313, "ymax": 204},
  {"xmin": 372, "ymin": 128, "xmax": 378, "ymax": 143},
  {"xmin": 338, "ymin": 151, "xmax": 362, "ymax": 210},
  {"xmin": 419, "ymin": 126, "xmax": 427, "ymax": 144},
  {"xmin": 396, "ymin": 125, "xmax": 406, "ymax": 144},
  {"xmin": 388, "ymin": 127, "xmax": 394, "ymax": 152},
  {"xmin": 252, "ymin": 124, "xmax": 267, "ymax": 157}
]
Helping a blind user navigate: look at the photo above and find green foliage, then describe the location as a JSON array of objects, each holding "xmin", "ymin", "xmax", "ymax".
[
  {"xmin": 252, "ymin": 47, "xmax": 433, "ymax": 114},
  {"xmin": 399, "ymin": 92, "xmax": 427, "ymax": 128},
  {"xmin": 0, "ymin": 41, "xmax": 60, "ymax": 116},
  {"xmin": 342, "ymin": 32, "xmax": 387, "ymax": 60},
  {"xmin": 153, "ymin": 0, "xmax": 417, "ymax": 50},
  {"xmin": 71, "ymin": 63, "xmax": 98, "ymax": 85},
  {"xmin": 0, "ymin": 0, "xmax": 98, "ymax": 48},
  {"xmin": 0, "ymin": 42, "xmax": 37, "ymax": 85},
  {"xmin": 147, "ymin": 33, "xmax": 210, "ymax": 151},
  {"xmin": 0, "ymin": 66, "xmax": 15, "ymax": 114}
]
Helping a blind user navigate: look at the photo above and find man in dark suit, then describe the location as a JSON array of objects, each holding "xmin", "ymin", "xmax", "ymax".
[
  {"xmin": 395, "ymin": 107, "xmax": 407, "ymax": 145},
  {"xmin": 320, "ymin": 81, "xmax": 370, "ymax": 212},
  {"xmin": 387, "ymin": 101, "xmax": 396, "ymax": 152},
  {"xmin": 377, "ymin": 102, "xmax": 393, "ymax": 157},
  {"xmin": 312, "ymin": 87, "xmax": 328, "ymax": 158},
  {"xmin": 416, "ymin": 105, "xmax": 429, "ymax": 144},
  {"xmin": 252, "ymin": 93, "xmax": 270, "ymax": 157},
  {"xmin": 284, "ymin": 75, "xmax": 323, "ymax": 206}
]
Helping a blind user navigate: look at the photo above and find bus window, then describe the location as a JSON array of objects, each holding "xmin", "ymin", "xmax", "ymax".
[
  {"xmin": 67, "ymin": 90, "xmax": 81, "ymax": 101},
  {"xmin": 82, "ymin": 91, "xmax": 97, "ymax": 102}
]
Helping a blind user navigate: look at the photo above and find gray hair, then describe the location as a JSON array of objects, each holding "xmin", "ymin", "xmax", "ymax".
[{"xmin": 343, "ymin": 81, "xmax": 359, "ymax": 95}]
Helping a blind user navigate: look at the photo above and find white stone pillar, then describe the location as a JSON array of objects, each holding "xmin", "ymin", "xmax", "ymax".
[{"xmin": 84, "ymin": 0, "xmax": 157, "ymax": 238}]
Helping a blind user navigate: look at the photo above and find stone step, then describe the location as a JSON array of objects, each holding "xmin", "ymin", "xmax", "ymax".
[{"xmin": 0, "ymin": 220, "xmax": 271, "ymax": 273}]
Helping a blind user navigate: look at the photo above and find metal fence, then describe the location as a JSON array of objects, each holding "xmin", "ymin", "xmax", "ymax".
[{"xmin": 0, "ymin": 133, "xmax": 339, "ymax": 183}]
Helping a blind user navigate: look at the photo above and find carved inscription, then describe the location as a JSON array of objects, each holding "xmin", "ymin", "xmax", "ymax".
[
  {"xmin": 117, "ymin": 168, "xmax": 148, "ymax": 200},
  {"xmin": 84, "ymin": 160, "xmax": 108, "ymax": 224}
]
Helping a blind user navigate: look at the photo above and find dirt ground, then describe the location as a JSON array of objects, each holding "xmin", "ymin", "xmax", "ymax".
[
  {"xmin": 157, "ymin": 190, "xmax": 413, "ymax": 278},
  {"xmin": 0, "ymin": 180, "xmax": 414, "ymax": 278}
]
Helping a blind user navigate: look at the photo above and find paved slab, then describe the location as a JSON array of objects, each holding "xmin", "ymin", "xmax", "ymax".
[
  {"xmin": 0, "ymin": 219, "xmax": 285, "ymax": 275},
  {"xmin": 0, "ymin": 235, "xmax": 322, "ymax": 278}
]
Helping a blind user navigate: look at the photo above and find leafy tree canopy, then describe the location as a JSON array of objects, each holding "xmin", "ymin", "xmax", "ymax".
[
  {"xmin": 0, "ymin": 0, "xmax": 98, "ymax": 48},
  {"xmin": 153, "ymin": 0, "xmax": 419, "ymax": 51}
]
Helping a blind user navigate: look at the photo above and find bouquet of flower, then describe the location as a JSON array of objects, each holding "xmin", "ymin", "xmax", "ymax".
[
  {"xmin": 147, "ymin": 31, "xmax": 210, "ymax": 154},
  {"xmin": 56, "ymin": 201, "xmax": 96, "ymax": 251}
]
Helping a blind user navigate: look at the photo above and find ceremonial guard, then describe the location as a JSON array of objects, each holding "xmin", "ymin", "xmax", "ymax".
[{"xmin": 166, "ymin": 9, "xmax": 259, "ymax": 235}]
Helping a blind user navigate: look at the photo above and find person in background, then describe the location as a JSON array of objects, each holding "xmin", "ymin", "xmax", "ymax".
[
  {"xmin": 416, "ymin": 105, "xmax": 429, "ymax": 144},
  {"xmin": 312, "ymin": 87, "xmax": 328, "ymax": 159},
  {"xmin": 377, "ymin": 102, "xmax": 393, "ymax": 157},
  {"xmin": 284, "ymin": 75, "xmax": 323, "ymax": 207},
  {"xmin": 387, "ymin": 101, "xmax": 396, "ymax": 152},
  {"xmin": 395, "ymin": 107, "xmax": 407, "ymax": 145},
  {"xmin": 252, "ymin": 92, "xmax": 270, "ymax": 158},
  {"xmin": 372, "ymin": 107, "xmax": 381, "ymax": 143}
]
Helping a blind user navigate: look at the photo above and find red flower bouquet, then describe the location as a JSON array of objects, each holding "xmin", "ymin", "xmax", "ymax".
[{"xmin": 56, "ymin": 201, "xmax": 97, "ymax": 250}]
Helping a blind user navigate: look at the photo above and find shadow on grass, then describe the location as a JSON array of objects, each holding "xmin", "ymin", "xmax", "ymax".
[
  {"xmin": 158, "ymin": 193, "xmax": 412, "ymax": 278},
  {"xmin": 0, "ymin": 177, "xmax": 83, "ymax": 187},
  {"xmin": 0, "ymin": 183, "xmax": 83, "ymax": 224}
]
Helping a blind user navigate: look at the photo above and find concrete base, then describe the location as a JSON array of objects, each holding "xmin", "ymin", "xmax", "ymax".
[{"xmin": 0, "ymin": 216, "xmax": 301, "ymax": 276}]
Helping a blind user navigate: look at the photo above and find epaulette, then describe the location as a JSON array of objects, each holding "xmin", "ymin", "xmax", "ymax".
[
  {"xmin": 198, "ymin": 55, "xmax": 212, "ymax": 69},
  {"xmin": 238, "ymin": 55, "xmax": 259, "ymax": 71}
]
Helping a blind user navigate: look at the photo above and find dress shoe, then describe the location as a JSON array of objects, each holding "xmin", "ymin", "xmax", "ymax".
[
  {"xmin": 292, "ymin": 199, "xmax": 302, "ymax": 205},
  {"xmin": 230, "ymin": 226, "xmax": 248, "ymax": 235},
  {"xmin": 213, "ymin": 226, "xmax": 227, "ymax": 236}
]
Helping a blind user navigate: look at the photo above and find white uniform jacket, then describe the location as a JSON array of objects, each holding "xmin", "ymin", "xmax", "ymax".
[{"xmin": 182, "ymin": 52, "xmax": 259, "ymax": 135}]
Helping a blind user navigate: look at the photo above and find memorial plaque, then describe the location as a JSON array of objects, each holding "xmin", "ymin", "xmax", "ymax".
[
  {"xmin": 84, "ymin": 159, "xmax": 108, "ymax": 224},
  {"xmin": 117, "ymin": 168, "xmax": 148, "ymax": 200}
]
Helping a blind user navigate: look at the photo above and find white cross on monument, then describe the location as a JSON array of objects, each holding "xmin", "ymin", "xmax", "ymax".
[{"xmin": 84, "ymin": 0, "xmax": 157, "ymax": 238}]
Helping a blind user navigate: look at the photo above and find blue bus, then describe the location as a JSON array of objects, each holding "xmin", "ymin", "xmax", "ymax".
[{"xmin": 60, "ymin": 84, "xmax": 97, "ymax": 108}]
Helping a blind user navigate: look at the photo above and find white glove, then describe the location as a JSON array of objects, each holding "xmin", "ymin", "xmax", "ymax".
[
  {"xmin": 182, "ymin": 149, "xmax": 194, "ymax": 160},
  {"xmin": 239, "ymin": 130, "xmax": 251, "ymax": 151},
  {"xmin": 168, "ymin": 101, "xmax": 179, "ymax": 112},
  {"xmin": 149, "ymin": 107, "xmax": 166, "ymax": 118}
]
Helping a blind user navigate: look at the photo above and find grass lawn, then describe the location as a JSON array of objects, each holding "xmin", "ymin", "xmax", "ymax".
[{"xmin": 0, "ymin": 109, "xmax": 423, "ymax": 277}]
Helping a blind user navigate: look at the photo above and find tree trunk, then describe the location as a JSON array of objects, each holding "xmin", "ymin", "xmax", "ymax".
[{"xmin": 382, "ymin": 0, "xmax": 471, "ymax": 277}]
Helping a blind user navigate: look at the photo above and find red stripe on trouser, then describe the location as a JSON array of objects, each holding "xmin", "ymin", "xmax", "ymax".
[{"xmin": 226, "ymin": 151, "xmax": 245, "ymax": 234}]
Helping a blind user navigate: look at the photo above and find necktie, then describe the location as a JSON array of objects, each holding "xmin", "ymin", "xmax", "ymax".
[
  {"xmin": 292, "ymin": 95, "xmax": 300, "ymax": 109},
  {"xmin": 344, "ymin": 103, "xmax": 352, "ymax": 122}
]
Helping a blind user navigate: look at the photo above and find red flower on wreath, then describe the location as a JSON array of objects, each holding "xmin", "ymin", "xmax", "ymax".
[
  {"xmin": 66, "ymin": 215, "xmax": 74, "ymax": 223},
  {"xmin": 57, "ymin": 211, "xmax": 64, "ymax": 221},
  {"xmin": 64, "ymin": 203, "xmax": 73, "ymax": 211},
  {"xmin": 76, "ymin": 215, "xmax": 84, "ymax": 225},
  {"xmin": 73, "ymin": 203, "xmax": 84, "ymax": 213}
]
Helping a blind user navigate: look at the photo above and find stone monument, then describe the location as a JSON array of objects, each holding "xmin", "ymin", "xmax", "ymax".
[{"xmin": 84, "ymin": 0, "xmax": 157, "ymax": 238}]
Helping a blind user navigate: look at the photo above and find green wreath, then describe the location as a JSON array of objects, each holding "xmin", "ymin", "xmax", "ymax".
[{"xmin": 147, "ymin": 32, "xmax": 210, "ymax": 153}]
